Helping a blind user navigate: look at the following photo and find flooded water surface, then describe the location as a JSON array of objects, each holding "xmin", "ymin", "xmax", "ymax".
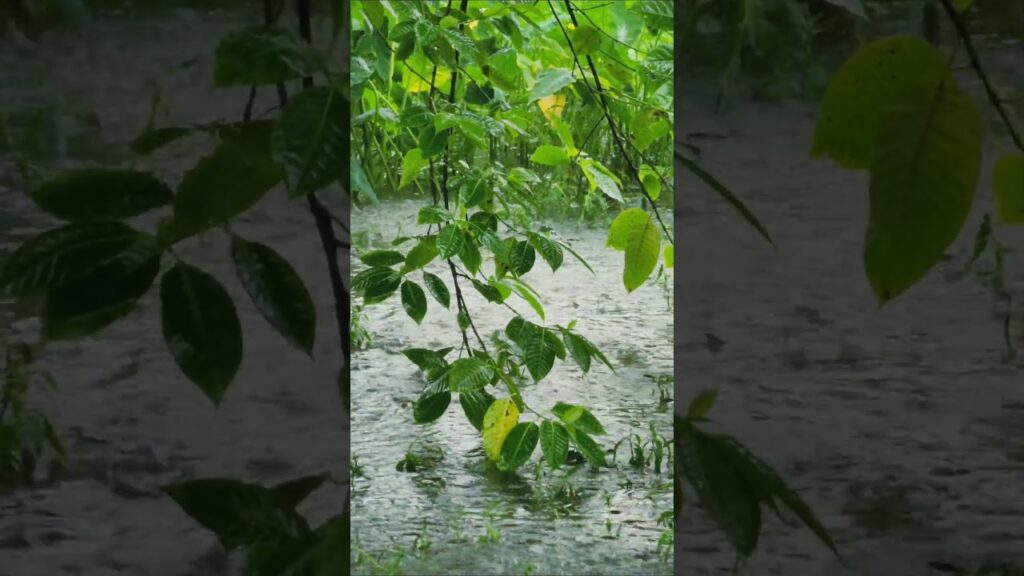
[
  {"xmin": 1, "ymin": 7, "xmax": 346, "ymax": 576},
  {"xmin": 350, "ymin": 201, "xmax": 674, "ymax": 576},
  {"xmin": 679, "ymin": 3, "xmax": 1024, "ymax": 574}
]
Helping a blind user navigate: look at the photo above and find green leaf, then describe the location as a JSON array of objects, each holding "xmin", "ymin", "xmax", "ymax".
[
  {"xmin": 664, "ymin": 245, "xmax": 674, "ymax": 269},
  {"xmin": 413, "ymin": 390, "xmax": 450, "ymax": 424},
  {"xmin": 352, "ymin": 267, "xmax": 402, "ymax": 304},
  {"xmin": 351, "ymin": 157, "xmax": 378, "ymax": 204},
  {"xmin": 131, "ymin": 126, "xmax": 196, "ymax": 156},
  {"xmin": 687, "ymin": 389, "xmax": 718, "ymax": 420},
  {"xmin": 214, "ymin": 26, "xmax": 316, "ymax": 87},
  {"xmin": 523, "ymin": 329, "xmax": 562, "ymax": 382},
  {"xmin": 402, "ymin": 348, "xmax": 449, "ymax": 373},
  {"xmin": 569, "ymin": 25, "xmax": 602, "ymax": 56},
  {"xmin": 360, "ymin": 250, "xmax": 406, "ymax": 267},
  {"xmin": 472, "ymin": 279, "xmax": 505, "ymax": 303},
  {"xmin": 638, "ymin": 164, "xmax": 661, "ymax": 201},
  {"xmin": 539, "ymin": 420, "xmax": 569, "ymax": 469},
  {"xmin": 417, "ymin": 123, "xmax": 449, "ymax": 158},
  {"xmin": 578, "ymin": 158, "xmax": 623, "ymax": 202},
  {"xmin": 422, "ymin": 272, "xmax": 450, "ymax": 308},
  {"xmin": 677, "ymin": 155, "xmax": 774, "ymax": 247},
  {"xmin": 552, "ymin": 401, "xmax": 605, "ymax": 435},
  {"xmin": 459, "ymin": 235, "xmax": 482, "ymax": 275},
  {"xmin": 497, "ymin": 422, "xmax": 539, "ymax": 471},
  {"xmin": 459, "ymin": 176, "xmax": 488, "ymax": 208},
  {"xmin": 400, "ymin": 237, "xmax": 438, "ymax": 274},
  {"xmin": 528, "ymin": 234, "xmax": 563, "ymax": 272},
  {"xmin": 42, "ymin": 237, "xmax": 161, "ymax": 341},
  {"xmin": 399, "ymin": 148, "xmax": 428, "ymax": 189},
  {"xmin": 509, "ymin": 241, "xmax": 536, "ymax": 276},
  {"xmin": 270, "ymin": 473, "xmax": 329, "ymax": 509},
  {"xmin": 561, "ymin": 330, "xmax": 591, "ymax": 373},
  {"xmin": 530, "ymin": 144, "xmax": 570, "ymax": 167},
  {"xmin": 437, "ymin": 225, "xmax": 466, "ymax": 259},
  {"xmin": 864, "ymin": 71, "xmax": 982, "ymax": 303},
  {"xmin": 509, "ymin": 278, "xmax": 545, "ymax": 320},
  {"xmin": 447, "ymin": 357, "xmax": 494, "ymax": 393},
  {"xmin": 231, "ymin": 236, "xmax": 316, "ymax": 355},
  {"xmin": 678, "ymin": 422, "xmax": 761, "ymax": 559},
  {"xmin": 167, "ymin": 121, "xmax": 281, "ymax": 241},
  {"xmin": 529, "ymin": 68, "xmax": 575, "ymax": 103},
  {"xmin": 608, "ymin": 208, "xmax": 661, "ymax": 292},
  {"xmin": 812, "ymin": 36, "xmax": 953, "ymax": 170},
  {"xmin": 417, "ymin": 206, "xmax": 449, "ymax": 225},
  {"xmin": 482, "ymin": 398, "xmax": 519, "ymax": 461},
  {"xmin": 164, "ymin": 478, "xmax": 310, "ymax": 551},
  {"xmin": 271, "ymin": 87, "xmax": 345, "ymax": 197},
  {"xmin": 160, "ymin": 262, "xmax": 242, "ymax": 405},
  {"xmin": 457, "ymin": 310, "xmax": 471, "ymax": 331},
  {"xmin": 993, "ymin": 154, "xmax": 1024, "ymax": 224},
  {"xmin": 30, "ymin": 169, "xmax": 171, "ymax": 222},
  {"xmin": 459, "ymin": 388, "xmax": 497, "ymax": 432},
  {"xmin": 0, "ymin": 221, "xmax": 152, "ymax": 297},
  {"xmin": 569, "ymin": 428, "xmax": 606, "ymax": 467},
  {"xmin": 400, "ymin": 280, "xmax": 427, "ymax": 324}
]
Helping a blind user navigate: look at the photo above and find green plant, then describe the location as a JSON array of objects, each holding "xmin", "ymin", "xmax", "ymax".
[
  {"xmin": 350, "ymin": 0, "xmax": 674, "ymax": 479},
  {"xmin": 0, "ymin": 0, "xmax": 350, "ymax": 572},
  {"xmin": 0, "ymin": 342, "xmax": 64, "ymax": 491}
]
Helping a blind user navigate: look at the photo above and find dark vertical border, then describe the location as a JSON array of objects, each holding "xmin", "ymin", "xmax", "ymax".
[
  {"xmin": 673, "ymin": 0, "xmax": 685, "ymax": 573},
  {"xmin": 339, "ymin": 0, "xmax": 352, "ymax": 557}
]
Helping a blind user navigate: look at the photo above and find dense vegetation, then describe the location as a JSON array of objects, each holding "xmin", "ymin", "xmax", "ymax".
[{"xmin": 349, "ymin": 0, "xmax": 674, "ymax": 572}]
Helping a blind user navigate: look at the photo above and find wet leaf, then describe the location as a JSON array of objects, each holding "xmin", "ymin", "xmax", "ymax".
[
  {"xmin": 160, "ymin": 262, "xmax": 242, "ymax": 404},
  {"xmin": 231, "ymin": 236, "xmax": 316, "ymax": 355},
  {"xmin": 30, "ymin": 169, "xmax": 171, "ymax": 222}
]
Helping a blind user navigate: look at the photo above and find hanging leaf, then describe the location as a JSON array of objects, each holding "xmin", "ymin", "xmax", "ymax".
[
  {"xmin": 482, "ymin": 398, "xmax": 519, "ymax": 461},
  {"xmin": 497, "ymin": 422, "xmax": 539, "ymax": 471},
  {"xmin": 272, "ymin": 87, "xmax": 345, "ymax": 197},
  {"xmin": 30, "ymin": 169, "xmax": 172, "ymax": 222},
  {"xmin": 539, "ymin": 420, "xmax": 569, "ymax": 469},
  {"xmin": 399, "ymin": 148, "xmax": 429, "ymax": 189},
  {"xmin": 232, "ymin": 236, "xmax": 316, "ymax": 355},
  {"xmin": 166, "ymin": 121, "xmax": 281, "ymax": 241},
  {"xmin": 437, "ymin": 225, "xmax": 466, "ymax": 259},
  {"xmin": 160, "ymin": 262, "xmax": 243, "ymax": 405},
  {"xmin": 422, "ymin": 272, "xmax": 451, "ymax": 308},
  {"xmin": 460, "ymin": 388, "xmax": 497, "ymax": 432},
  {"xmin": 214, "ymin": 26, "xmax": 318, "ymax": 87},
  {"xmin": 529, "ymin": 68, "xmax": 575, "ymax": 103},
  {"xmin": 447, "ymin": 357, "xmax": 494, "ymax": 393},
  {"xmin": 0, "ymin": 221, "xmax": 154, "ymax": 297},
  {"xmin": 413, "ymin": 390, "xmax": 451, "ymax": 424},
  {"xmin": 530, "ymin": 144, "xmax": 570, "ymax": 166},
  {"xmin": 401, "ymin": 237, "xmax": 438, "ymax": 274},
  {"xmin": 400, "ymin": 280, "xmax": 428, "ymax": 324}
]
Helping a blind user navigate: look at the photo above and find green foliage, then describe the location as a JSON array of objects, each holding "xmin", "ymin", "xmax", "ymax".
[{"xmin": 0, "ymin": 2, "xmax": 354, "ymax": 573}]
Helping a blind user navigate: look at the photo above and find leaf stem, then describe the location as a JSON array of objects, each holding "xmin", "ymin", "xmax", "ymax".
[{"xmin": 939, "ymin": 0, "xmax": 1024, "ymax": 152}]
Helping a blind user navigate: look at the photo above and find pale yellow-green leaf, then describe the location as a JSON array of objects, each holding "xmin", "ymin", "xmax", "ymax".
[{"xmin": 482, "ymin": 398, "xmax": 519, "ymax": 461}]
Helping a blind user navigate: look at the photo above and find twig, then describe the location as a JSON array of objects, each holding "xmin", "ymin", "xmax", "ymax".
[
  {"xmin": 548, "ymin": 0, "xmax": 674, "ymax": 245},
  {"xmin": 939, "ymin": 0, "xmax": 1024, "ymax": 152}
]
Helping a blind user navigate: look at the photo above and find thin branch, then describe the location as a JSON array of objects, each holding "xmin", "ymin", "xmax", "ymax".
[
  {"xmin": 549, "ymin": 0, "xmax": 674, "ymax": 245},
  {"xmin": 939, "ymin": 0, "xmax": 1024, "ymax": 152}
]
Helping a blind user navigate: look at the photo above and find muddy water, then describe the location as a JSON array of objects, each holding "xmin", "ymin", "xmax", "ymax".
[
  {"xmin": 678, "ymin": 10, "xmax": 1024, "ymax": 575},
  {"xmin": 0, "ymin": 9, "xmax": 346, "ymax": 576},
  {"xmin": 350, "ymin": 201, "xmax": 674, "ymax": 575}
]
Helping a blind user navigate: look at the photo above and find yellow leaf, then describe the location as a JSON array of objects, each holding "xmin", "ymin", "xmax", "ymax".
[
  {"xmin": 537, "ymin": 94, "xmax": 566, "ymax": 122},
  {"xmin": 482, "ymin": 398, "xmax": 519, "ymax": 461}
]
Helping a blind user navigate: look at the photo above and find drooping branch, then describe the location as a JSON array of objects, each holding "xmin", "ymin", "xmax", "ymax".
[
  {"xmin": 939, "ymin": 0, "xmax": 1024, "ymax": 152},
  {"xmin": 547, "ymin": 0, "xmax": 674, "ymax": 246}
]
